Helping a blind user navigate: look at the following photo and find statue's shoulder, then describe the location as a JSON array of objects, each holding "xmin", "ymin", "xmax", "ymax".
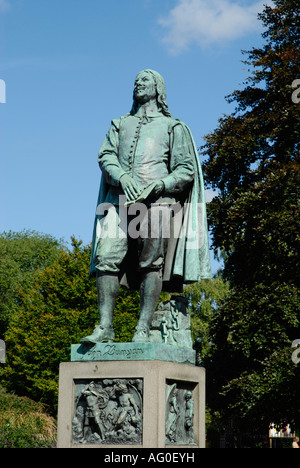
[
  {"xmin": 167, "ymin": 117, "xmax": 188, "ymax": 133},
  {"xmin": 111, "ymin": 114, "xmax": 131, "ymax": 130}
]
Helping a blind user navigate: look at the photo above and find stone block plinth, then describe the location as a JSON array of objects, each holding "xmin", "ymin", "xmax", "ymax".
[{"xmin": 57, "ymin": 359, "xmax": 205, "ymax": 448}]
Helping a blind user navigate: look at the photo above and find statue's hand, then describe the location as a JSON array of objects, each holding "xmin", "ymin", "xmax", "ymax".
[
  {"xmin": 149, "ymin": 180, "xmax": 165, "ymax": 198},
  {"xmin": 120, "ymin": 174, "xmax": 142, "ymax": 201}
]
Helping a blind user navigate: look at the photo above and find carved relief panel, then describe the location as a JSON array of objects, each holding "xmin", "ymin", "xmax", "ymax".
[
  {"xmin": 72, "ymin": 379, "xmax": 143, "ymax": 445},
  {"xmin": 165, "ymin": 380, "xmax": 195, "ymax": 445}
]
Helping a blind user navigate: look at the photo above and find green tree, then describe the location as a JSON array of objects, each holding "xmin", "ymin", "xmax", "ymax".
[
  {"xmin": 203, "ymin": 1, "xmax": 300, "ymax": 281},
  {"xmin": 0, "ymin": 230, "xmax": 65, "ymax": 337},
  {"xmin": 1, "ymin": 238, "xmax": 141, "ymax": 412},
  {"xmin": 183, "ymin": 277, "xmax": 229, "ymax": 360},
  {"xmin": 207, "ymin": 284, "xmax": 299, "ymax": 429},
  {"xmin": 201, "ymin": 0, "xmax": 300, "ymax": 432}
]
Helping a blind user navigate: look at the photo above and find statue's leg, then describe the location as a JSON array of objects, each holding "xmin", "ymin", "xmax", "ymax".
[
  {"xmin": 81, "ymin": 205, "xmax": 128, "ymax": 343},
  {"xmin": 81, "ymin": 273, "xmax": 119, "ymax": 343},
  {"xmin": 81, "ymin": 205, "xmax": 127, "ymax": 344},
  {"xmin": 132, "ymin": 269, "xmax": 163, "ymax": 343},
  {"xmin": 97, "ymin": 272, "xmax": 119, "ymax": 327},
  {"xmin": 132, "ymin": 205, "xmax": 169, "ymax": 343}
]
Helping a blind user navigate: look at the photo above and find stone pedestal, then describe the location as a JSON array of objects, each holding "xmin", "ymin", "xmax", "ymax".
[{"xmin": 57, "ymin": 352, "xmax": 205, "ymax": 449}]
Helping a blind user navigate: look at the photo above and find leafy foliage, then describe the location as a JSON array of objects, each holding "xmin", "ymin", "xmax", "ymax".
[
  {"xmin": 201, "ymin": 0, "xmax": 300, "ymax": 432},
  {"xmin": 203, "ymin": 0, "xmax": 300, "ymax": 199},
  {"xmin": 184, "ymin": 277, "xmax": 229, "ymax": 360},
  {"xmin": 209, "ymin": 163, "xmax": 299, "ymax": 286},
  {"xmin": 0, "ymin": 230, "xmax": 65, "ymax": 337},
  {"xmin": 0, "ymin": 237, "xmax": 142, "ymax": 412},
  {"xmin": 0, "ymin": 386, "xmax": 56, "ymax": 448}
]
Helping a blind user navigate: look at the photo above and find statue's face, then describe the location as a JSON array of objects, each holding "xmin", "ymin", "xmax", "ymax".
[{"xmin": 134, "ymin": 71, "xmax": 157, "ymax": 104}]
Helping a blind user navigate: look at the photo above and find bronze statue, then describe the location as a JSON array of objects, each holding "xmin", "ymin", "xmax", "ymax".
[{"xmin": 82, "ymin": 70, "xmax": 211, "ymax": 344}]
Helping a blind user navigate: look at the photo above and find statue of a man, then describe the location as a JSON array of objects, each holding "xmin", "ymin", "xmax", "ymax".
[{"xmin": 81, "ymin": 70, "xmax": 211, "ymax": 344}]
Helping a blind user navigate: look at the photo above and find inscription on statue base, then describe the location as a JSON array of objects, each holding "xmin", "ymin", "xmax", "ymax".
[{"xmin": 71, "ymin": 342, "xmax": 196, "ymax": 366}]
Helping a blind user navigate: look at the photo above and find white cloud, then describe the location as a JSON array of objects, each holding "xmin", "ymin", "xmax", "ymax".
[
  {"xmin": 0, "ymin": 0, "xmax": 10, "ymax": 13},
  {"xmin": 158, "ymin": 0, "xmax": 273, "ymax": 55}
]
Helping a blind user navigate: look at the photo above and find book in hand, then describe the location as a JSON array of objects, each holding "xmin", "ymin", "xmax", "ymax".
[{"xmin": 124, "ymin": 181, "xmax": 158, "ymax": 206}]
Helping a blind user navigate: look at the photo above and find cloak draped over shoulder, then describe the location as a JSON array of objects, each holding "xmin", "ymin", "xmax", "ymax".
[{"xmin": 89, "ymin": 115, "xmax": 212, "ymax": 293}]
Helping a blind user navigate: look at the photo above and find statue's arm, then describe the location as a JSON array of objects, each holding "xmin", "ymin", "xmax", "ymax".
[
  {"xmin": 162, "ymin": 123, "xmax": 194, "ymax": 194},
  {"xmin": 98, "ymin": 120, "xmax": 126, "ymax": 187}
]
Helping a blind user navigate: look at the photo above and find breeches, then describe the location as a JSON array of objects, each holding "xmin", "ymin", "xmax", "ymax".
[{"xmin": 95, "ymin": 204, "xmax": 170, "ymax": 274}]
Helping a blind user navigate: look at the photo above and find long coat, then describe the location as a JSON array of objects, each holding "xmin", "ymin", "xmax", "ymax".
[{"xmin": 89, "ymin": 117, "xmax": 212, "ymax": 293}]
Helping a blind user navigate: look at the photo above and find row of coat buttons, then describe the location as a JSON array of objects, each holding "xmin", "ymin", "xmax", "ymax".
[{"xmin": 128, "ymin": 117, "xmax": 144, "ymax": 166}]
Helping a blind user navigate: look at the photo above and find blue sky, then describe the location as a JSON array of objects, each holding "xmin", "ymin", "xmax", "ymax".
[{"xmin": 0, "ymin": 0, "xmax": 272, "ymax": 273}]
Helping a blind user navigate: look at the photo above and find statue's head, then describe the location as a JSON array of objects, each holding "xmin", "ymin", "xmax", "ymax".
[{"xmin": 131, "ymin": 69, "xmax": 172, "ymax": 117}]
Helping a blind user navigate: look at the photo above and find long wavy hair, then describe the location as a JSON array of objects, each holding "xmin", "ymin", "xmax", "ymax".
[{"xmin": 130, "ymin": 69, "xmax": 172, "ymax": 117}]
